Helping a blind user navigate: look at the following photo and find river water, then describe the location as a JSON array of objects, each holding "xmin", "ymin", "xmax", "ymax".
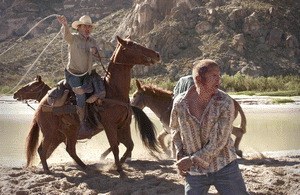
[{"xmin": 0, "ymin": 96, "xmax": 299, "ymax": 167}]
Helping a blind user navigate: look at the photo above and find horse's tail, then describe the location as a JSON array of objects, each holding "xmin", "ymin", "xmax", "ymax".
[
  {"xmin": 26, "ymin": 119, "xmax": 40, "ymax": 167},
  {"xmin": 131, "ymin": 106, "xmax": 160, "ymax": 152},
  {"xmin": 233, "ymin": 99, "xmax": 247, "ymax": 133}
]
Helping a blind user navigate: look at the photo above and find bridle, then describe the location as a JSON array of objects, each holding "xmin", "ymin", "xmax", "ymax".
[
  {"xmin": 20, "ymin": 82, "xmax": 47, "ymax": 111},
  {"xmin": 112, "ymin": 42, "xmax": 156, "ymax": 66},
  {"xmin": 20, "ymin": 82, "xmax": 48, "ymax": 103},
  {"xmin": 131, "ymin": 92, "xmax": 146, "ymax": 110}
]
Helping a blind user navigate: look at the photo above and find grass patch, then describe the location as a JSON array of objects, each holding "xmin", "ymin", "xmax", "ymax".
[
  {"xmin": 256, "ymin": 90, "xmax": 300, "ymax": 96},
  {"xmin": 229, "ymin": 91, "xmax": 256, "ymax": 96},
  {"xmin": 230, "ymin": 90, "xmax": 300, "ymax": 96},
  {"xmin": 271, "ymin": 98, "xmax": 295, "ymax": 104}
]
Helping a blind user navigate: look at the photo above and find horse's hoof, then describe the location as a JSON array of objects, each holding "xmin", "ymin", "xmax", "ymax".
[
  {"xmin": 118, "ymin": 170, "xmax": 127, "ymax": 179},
  {"xmin": 81, "ymin": 165, "xmax": 87, "ymax": 170},
  {"xmin": 120, "ymin": 157, "xmax": 132, "ymax": 163},
  {"xmin": 44, "ymin": 170, "xmax": 52, "ymax": 175}
]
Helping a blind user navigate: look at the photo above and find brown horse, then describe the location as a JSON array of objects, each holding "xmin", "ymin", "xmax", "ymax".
[
  {"xmin": 14, "ymin": 36, "xmax": 160, "ymax": 175},
  {"xmin": 131, "ymin": 80, "xmax": 246, "ymax": 158},
  {"xmin": 13, "ymin": 75, "xmax": 51, "ymax": 102}
]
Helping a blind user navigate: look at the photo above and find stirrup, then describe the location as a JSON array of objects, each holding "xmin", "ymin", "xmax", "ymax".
[{"xmin": 77, "ymin": 123, "xmax": 92, "ymax": 139}]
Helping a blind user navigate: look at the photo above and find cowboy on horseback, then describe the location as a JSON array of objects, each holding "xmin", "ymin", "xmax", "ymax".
[{"xmin": 57, "ymin": 15, "xmax": 106, "ymax": 136}]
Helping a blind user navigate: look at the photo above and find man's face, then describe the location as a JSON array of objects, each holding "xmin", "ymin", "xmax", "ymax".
[
  {"xmin": 77, "ymin": 24, "xmax": 93, "ymax": 38},
  {"xmin": 202, "ymin": 67, "xmax": 221, "ymax": 94}
]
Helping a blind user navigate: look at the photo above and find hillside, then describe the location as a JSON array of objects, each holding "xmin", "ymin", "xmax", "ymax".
[{"xmin": 0, "ymin": 0, "xmax": 299, "ymax": 89}]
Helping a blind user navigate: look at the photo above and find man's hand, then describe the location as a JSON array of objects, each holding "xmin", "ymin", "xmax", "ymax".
[
  {"xmin": 176, "ymin": 149, "xmax": 185, "ymax": 160},
  {"xmin": 57, "ymin": 15, "xmax": 68, "ymax": 26},
  {"xmin": 90, "ymin": 47, "xmax": 98, "ymax": 55},
  {"xmin": 175, "ymin": 156, "xmax": 193, "ymax": 176}
]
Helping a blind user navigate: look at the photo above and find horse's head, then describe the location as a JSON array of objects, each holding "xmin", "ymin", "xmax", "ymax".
[
  {"xmin": 131, "ymin": 80, "xmax": 146, "ymax": 109},
  {"xmin": 112, "ymin": 36, "xmax": 160, "ymax": 66},
  {"xmin": 13, "ymin": 75, "xmax": 51, "ymax": 102}
]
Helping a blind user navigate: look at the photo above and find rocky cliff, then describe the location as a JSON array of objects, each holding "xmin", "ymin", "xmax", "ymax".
[{"xmin": 0, "ymin": 0, "xmax": 299, "ymax": 87}]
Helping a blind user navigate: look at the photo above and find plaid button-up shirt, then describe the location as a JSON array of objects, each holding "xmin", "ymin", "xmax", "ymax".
[{"xmin": 170, "ymin": 87, "xmax": 237, "ymax": 175}]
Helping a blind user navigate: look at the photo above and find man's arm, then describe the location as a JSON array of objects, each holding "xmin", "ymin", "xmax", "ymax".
[
  {"xmin": 57, "ymin": 15, "xmax": 73, "ymax": 43},
  {"xmin": 169, "ymin": 103, "xmax": 184, "ymax": 160},
  {"xmin": 191, "ymin": 98, "xmax": 235, "ymax": 167}
]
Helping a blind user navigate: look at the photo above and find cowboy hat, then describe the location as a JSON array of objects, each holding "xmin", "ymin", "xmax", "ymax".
[{"xmin": 71, "ymin": 15, "xmax": 95, "ymax": 29}]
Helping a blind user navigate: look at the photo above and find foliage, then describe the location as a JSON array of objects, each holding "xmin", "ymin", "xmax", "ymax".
[
  {"xmin": 130, "ymin": 74, "xmax": 300, "ymax": 96},
  {"xmin": 1, "ymin": 73, "xmax": 299, "ymax": 97},
  {"xmin": 0, "ymin": 86, "xmax": 11, "ymax": 95},
  {"xmin": 221, "ymin": 73, "xmax": 300, "ymax": 95},
  {"xmin": 130, "ymin": 77, "xmax": 175, "ymax": 94},
  {"xmin": 271, "ymin": 98, "xmax": 295, "ymax": 104}
]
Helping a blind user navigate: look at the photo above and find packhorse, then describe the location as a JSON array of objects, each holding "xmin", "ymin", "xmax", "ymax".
[
  {"xmin": 14, "ymin": 36, "xmax": 161, "ymax": 175},
  {"xmin": 131, "ymin": 80, "xmax": 247, "ymax": 158},
  {"xmin": 13, "ymin": 75, "xmax": 51, "ymax": 102}
]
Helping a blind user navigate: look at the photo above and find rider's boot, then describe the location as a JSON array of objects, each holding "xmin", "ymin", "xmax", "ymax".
[{"xmin": 77, "ymin": 106, "xmax": 92, "ymax": 139}]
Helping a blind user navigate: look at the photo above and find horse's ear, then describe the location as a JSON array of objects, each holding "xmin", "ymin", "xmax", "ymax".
[
  {"xmin": 136, "ymin": 79, "xmax": 142, "ymax": 90},
  {"xmin": 36, "ymin": 75, "xmax": 41, "ymax": 82},
  {"xmin": 116, "ymin": 36, "xmax": 126, "ymax": 46}
]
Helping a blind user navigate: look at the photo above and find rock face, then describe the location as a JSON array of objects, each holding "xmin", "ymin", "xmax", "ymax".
[{"xmin": 0, "ymin": 0, "xmax": 299, "ymax": 83}]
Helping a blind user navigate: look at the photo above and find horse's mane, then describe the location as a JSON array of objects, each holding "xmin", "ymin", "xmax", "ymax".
[{"xmin": 141, "ymin": 84, "xmax": 173, "ymax": 100}]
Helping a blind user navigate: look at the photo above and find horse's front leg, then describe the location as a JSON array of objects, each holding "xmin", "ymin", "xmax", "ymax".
[
  {"xmin": 60, "ymin": 116, "xmax": 87, "ymax": 168},
  {"xmin": 37, "ymin": 138, "xmax": 51, "ymax": 174},
  {"xmin": 119, "ymin": 124, "xmax": 134, "ymax": 163},
  {"xmin": 103, "ymin": 124, "xmax": 123, "ymax": 174},
  {"xmin": 38, "ymin": 134, "xmax": 63, "ymax": 174},
  {"xmin": 65, "ymin": 126, "xmax": 86, "ymax": 169}
]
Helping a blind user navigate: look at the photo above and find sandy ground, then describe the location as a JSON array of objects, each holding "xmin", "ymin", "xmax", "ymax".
[
  {"xmin": 0, "ymin": 96, "xmax": 299, "ymax": 194},
  {"xmin": 0, "ymin": 151, "xmax": 299, "ymax": 195}
]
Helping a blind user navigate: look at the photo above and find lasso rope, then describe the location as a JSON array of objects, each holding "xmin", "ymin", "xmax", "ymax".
[
  {"xmin": 0, "ymin": 14, "xmax": 62, "ymax": 97},
  {"xmin": 0, "ymin": 13, "xmax": 109, "ymax": 99},
  {"xmin": 0, "ymin": 14, "xmax": 61, "ymax": 57}
]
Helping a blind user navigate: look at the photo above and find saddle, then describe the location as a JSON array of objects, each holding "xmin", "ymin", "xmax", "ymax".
[
  {"xmin": 42, "ymin": 70, "xmax": 105, "ymax": 115},
  {"xmin": 42, "ymin": 79, "xmax": 77, "ymax": 115}
]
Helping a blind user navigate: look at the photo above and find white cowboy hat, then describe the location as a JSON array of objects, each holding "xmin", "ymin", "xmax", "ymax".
[{"xmin": 71, "ymin": 15, "xmax": 95, "ymax": 29}]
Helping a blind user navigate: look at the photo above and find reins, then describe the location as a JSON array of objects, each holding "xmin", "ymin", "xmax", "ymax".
[
  {"xmin": 25, "ymin": 101, "xmax": 36, "ymax": 111},
  {"xmin": 95, "ymin": 51, "xmax": 110, "ymax": 76},
  {"xmin": 23, "ymin": 82, "xmax": 48, "ymax": 101},
  {"xmin": 22, "ymin": 82, "xmax": 48, "ymax": 110}
]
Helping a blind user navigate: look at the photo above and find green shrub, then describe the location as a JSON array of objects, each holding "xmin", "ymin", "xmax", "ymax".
[
  {"xmin": 221, "ymin": 74, "xmax": 299, "ymax": 94},
  {"xmin": 271, "ymin": 98, "xmax": 295, "ymax": 104}
]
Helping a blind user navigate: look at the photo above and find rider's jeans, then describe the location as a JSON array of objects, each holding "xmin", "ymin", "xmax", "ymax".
[{"xmin": 65, "ymin": 70, "xmax": 87, "ymax": 108}]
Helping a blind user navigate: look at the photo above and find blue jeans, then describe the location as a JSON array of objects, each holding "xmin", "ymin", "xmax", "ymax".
[
  {"xmin": 185, "ymin": 160, "xmax": 248, "ymax": 195},
  {"xmin": 65, "ymin": 70, "xmax": 88, "ymax": 108}
]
